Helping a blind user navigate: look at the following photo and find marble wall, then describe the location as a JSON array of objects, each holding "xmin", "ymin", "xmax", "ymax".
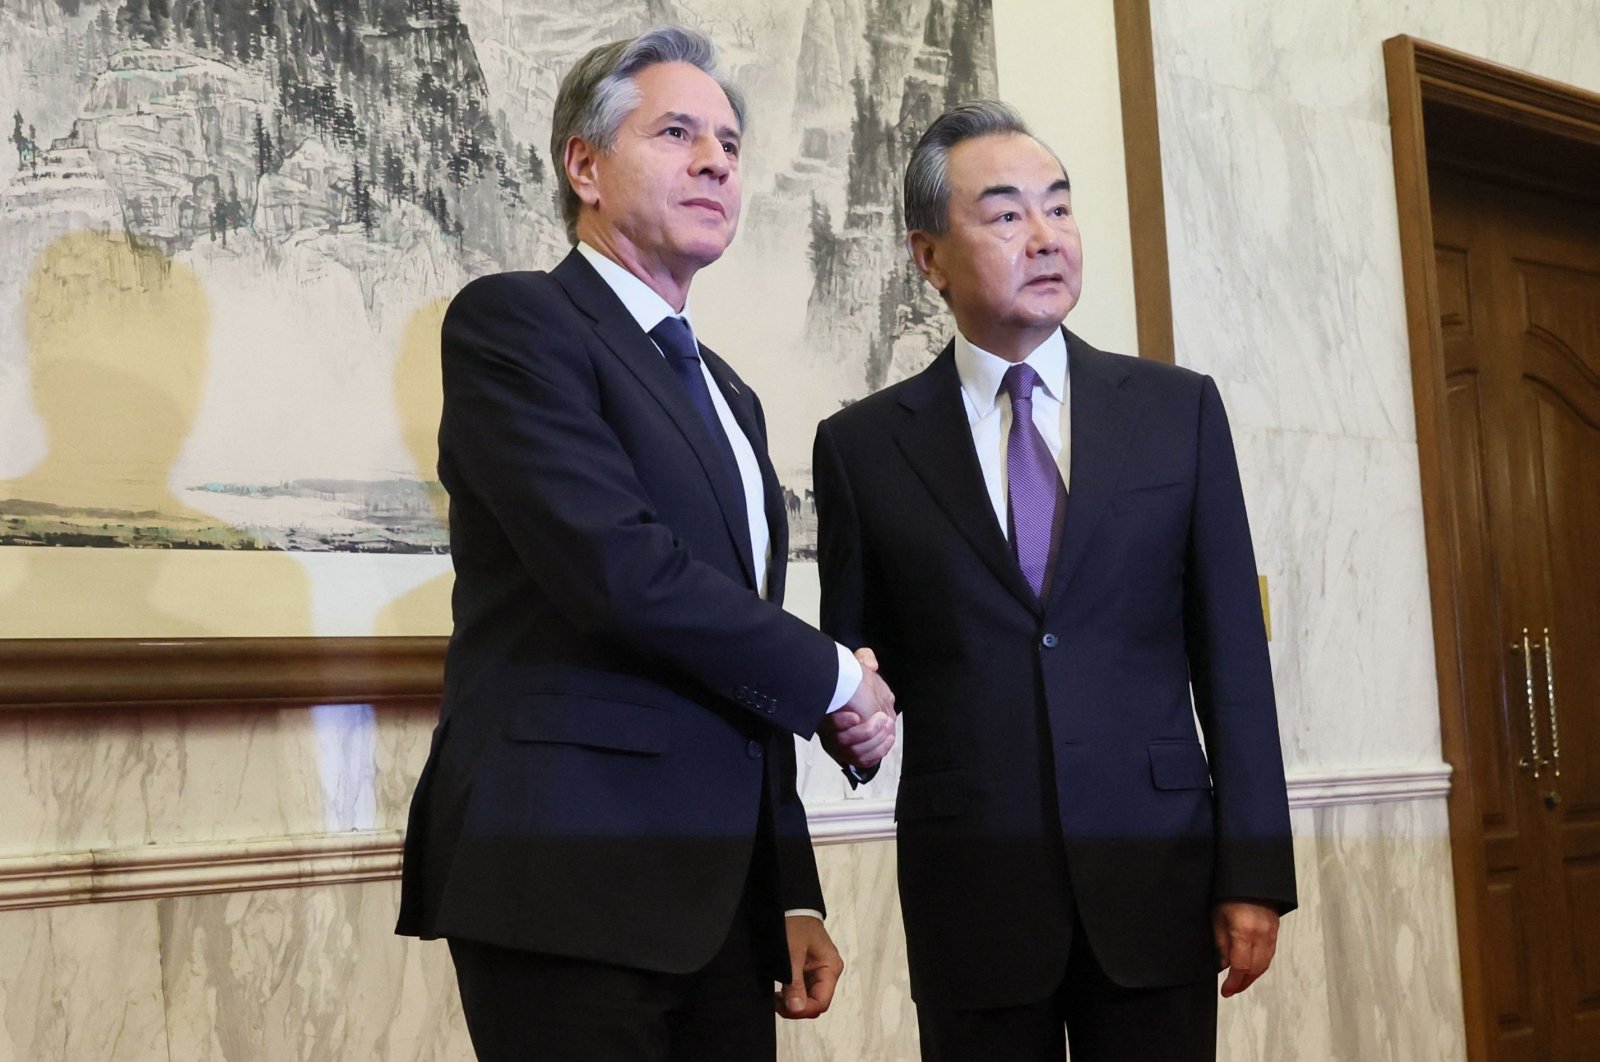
[{"xmin": 1140, "ymin": 0, "xmax": 1600, "ymax": 1059}]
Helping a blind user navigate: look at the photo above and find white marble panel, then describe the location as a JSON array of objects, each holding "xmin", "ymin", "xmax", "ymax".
[
  {"xmin": 1150, "ymin": 0, "xmax": 1600, "ymax": 128},
  {"xmin": 158, "ymin": 880, "xmax": 471, "ymax": 1062},
  {"xmin": 1157, "ymin": 73, "xmax": 1417, "ymax": 445},
  {"xmin": 1213, "ymin": 800, "xmax": 1465, "ymax": 1061},
  {"xmin": 1268, "ymin": 429, "xmax": 1441, "ymax": 770},
  {"xmin": 1213, "ymin": 811, "xmax": 1337, "ymax": 1062},
  {"xmin": 0, "ymin": 701, "xmax": 439, "ymax": 857},
  {"xmin": 1310, "ymin": 798, "xmax": 1466, "ymax": 1060},
  {"xmin": 1227, "ymin": 423, "xmax": 1298, "ymax": 727},
  {"xmin": 0, "ymin": 902, "xmax": 170, "ymax": 1062},
  {"xmin": 779, "ymin": 839, "xmax": 915, "ymax": 1062}
]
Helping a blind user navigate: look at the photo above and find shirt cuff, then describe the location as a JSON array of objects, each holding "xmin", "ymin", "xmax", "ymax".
[
  {"xmin": 826, "ymin": 644, "xmax": 864, "ymax": 715},
  {"xmin": 784, "ymin": 909, "xmax": 825, "ymax": 921}
]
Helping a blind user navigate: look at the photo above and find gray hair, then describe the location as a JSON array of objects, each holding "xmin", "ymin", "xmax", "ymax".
[
  {"xmin": 550, "ymin": 26, "xmax": 748, "ymax": 243},
  {"xmin": 903, "ymin": 100, "xmax": 1068, "ymax": 234}
]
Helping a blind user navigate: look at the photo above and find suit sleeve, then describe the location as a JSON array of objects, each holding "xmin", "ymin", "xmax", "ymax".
[
  {"xmin": 813, "ymin": 419, "xmax": 867, "ymax": 649},
  {"xmin": 1183, "ymin": 376, "xmax": 1298, "ymax": 913},
  {"xmin": 773, "ymin": 734, "xmax": 827, "ymax": 913},
  {"xmin": 812, "ymin": 418, "xmax": 881, "ymax": 787},
  {"xmin": 440, "ymin": 274, "xmax": 839, "ymax": 738}
]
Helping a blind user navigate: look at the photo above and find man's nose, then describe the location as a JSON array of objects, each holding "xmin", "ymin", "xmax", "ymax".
[
  {"xmin": 692, "ymin": 135, "xmax": 731, "ymax": 180},
  {"xmin": 1027, "ymin": 212, "xmax": 1060, "ymax": 255}
]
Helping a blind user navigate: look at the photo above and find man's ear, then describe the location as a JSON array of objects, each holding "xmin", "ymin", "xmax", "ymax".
[
  {"xmin": 564, "ymin": 135, "xmax": 601, "ymax": 209},
  {"xmin": 907, "ymin": 231, "xmax": 946, "ymax": 294}
]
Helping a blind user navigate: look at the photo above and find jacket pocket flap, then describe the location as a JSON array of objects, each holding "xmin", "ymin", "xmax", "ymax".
[
  {"xmin": 1111, "ymin": 481, "xmax": 1187, "ymax": 512},
  {"xmin": 895, "ymin": 769, "xmax": 971, "ymax": 821},
  {"xmin": 506, "ymin": 694, "xmax": 672, "ymax": 755},
  {"xmin": 1148, "ymin": 742, "xmax": 1211, "ymax": 790}
]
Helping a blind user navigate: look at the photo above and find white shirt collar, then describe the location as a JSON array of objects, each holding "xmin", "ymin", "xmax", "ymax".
[
  {"xmin": 954, "ymin": 327, "xmax": 1069, "ymax": 417},
  {"xmin": 576, "ymin": 241, "xmax": 695, "ymax": 336}
]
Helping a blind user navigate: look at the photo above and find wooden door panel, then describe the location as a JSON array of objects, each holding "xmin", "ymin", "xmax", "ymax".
[
  {"xmin": 1566, "ymin": 858, "xmax": 1600, "ymax": 1061},
  {"xmin": 1432, "ymin": 177, "xmax": 1558, "ymax": 1060},
  {"xmin": 1523, "ymin": 263, "xmax": 1600, "ymax": 381},
  {"xmin": 1484, "ymin": 870, "xmax": 1548, "ymax": 1055},
  {"xmin": 1521, "ymin": 324, "xmax": 1600, "ymax": 823},
  {"xmin": 1505, "ymin": 192, "xmax": 1600, "ymax": 1062},
  {"xmin": 1445, "ymin": 375, "xmax": 1523, "ymax": 831}
]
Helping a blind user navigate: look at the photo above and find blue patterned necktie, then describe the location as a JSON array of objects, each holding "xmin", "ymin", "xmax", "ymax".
[{"xmin": 1001, "ymin": 363, "xmax": 1066, "ymax": 598}]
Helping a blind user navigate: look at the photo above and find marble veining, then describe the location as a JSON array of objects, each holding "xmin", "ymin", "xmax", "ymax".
[
  {"xmin": 158, "ymin": 880, "xmax": 471, "ymax": 1062},
  {"xmin": 1271, "ymin": 430, "xmax": 1442, "ymax": 770},
  {"xmin": 0, "ymin": 902, "xmax": 171, "ymax": 1062},
  {"xmin": 0, "ymin": 701, "xmax": 439, "ymax": 859},
  {"xmin": 1157, "ymin": 74, "xmax": 1416, "ymax": 446},
  {"xmin": 1150, "ymin": 0, "xmax": 1600, "ymax": 127}
]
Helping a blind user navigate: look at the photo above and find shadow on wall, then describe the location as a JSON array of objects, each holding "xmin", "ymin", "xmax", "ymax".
[
  {"xmin": 372, "ymin": 297, "xmax": 453, "ymax": 636},
  {"xmin": 0, "ymin": 229, "xmax": 312, "ymax": 636}
]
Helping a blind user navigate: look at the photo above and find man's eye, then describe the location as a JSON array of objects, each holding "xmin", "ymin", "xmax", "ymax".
[
  {"xmin": 722, "ymin": 141, "xmax": 739, "ymax": 157},
  {"xmin": 664, "ymin": 127, "xmax": 686, "ymax": 139},
  {"xmin": 997, "ymin": 211, "xmax": 1017, "ymax": 223},
  {"xmin": 1052, "ymin": 205, "xmax": 1071, "ymax": 217}
]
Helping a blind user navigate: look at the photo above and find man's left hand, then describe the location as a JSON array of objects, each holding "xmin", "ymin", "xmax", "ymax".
[
  {"xmin": 1213, "ymin": 900, "xmax": 1280, "ymax": 998},
  {"xmin": 776, "ymin": 915, "xmax": 844, "ymax": 1019}
]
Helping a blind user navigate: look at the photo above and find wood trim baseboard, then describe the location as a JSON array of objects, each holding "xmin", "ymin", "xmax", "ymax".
[
  {"xmin": 1113, "ymin": 0, "xmax": 1176, "ymax": 363},
  {"xmin": 0, "ymin": 763, "xmax": 1452, "ymax": 911},
  {"xmin": 0, "ymin": 637, "xmax": 446, "ymax": 711}
]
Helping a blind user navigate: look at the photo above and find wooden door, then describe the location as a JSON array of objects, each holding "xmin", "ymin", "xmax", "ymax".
[{"xmin": 1432, "ymin": 168, "xmax": 1600, "ymax": 1062}]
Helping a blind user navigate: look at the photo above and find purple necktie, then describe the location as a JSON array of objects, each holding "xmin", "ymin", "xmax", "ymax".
[{"xmin": 1002, "ymin": 363, "xmax": 1065, "ymax": 598}]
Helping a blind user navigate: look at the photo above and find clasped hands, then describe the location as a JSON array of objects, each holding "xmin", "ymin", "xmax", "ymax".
[{"xmin": 821, "ymin": 648, "xmax": 897, "ymax": 772}]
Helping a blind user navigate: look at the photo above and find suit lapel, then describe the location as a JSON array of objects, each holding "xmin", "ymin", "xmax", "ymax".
[
  {"xmin": 893, "ymin": 346, "xmax": 1042, "ymax": 615},
  {"xmin": 1045, "ymin": 331, "xmax": 1141, "ymax": 611},
  {"xmin": 552, "ymin": 251, "xmax": 758, "ymax": 590},
  {"xmin": 703, "ymin": 346, "xmax": 789, "ymax": 602}
]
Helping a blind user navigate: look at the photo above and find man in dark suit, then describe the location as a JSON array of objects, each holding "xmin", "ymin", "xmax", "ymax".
[
  {"xmin": 813, "ymin": 101, "xmax": 1297, "ymax": 1061},
  {"xmin": 396, "ymin": 27, "xmax": 896, "ymax": 1062}
]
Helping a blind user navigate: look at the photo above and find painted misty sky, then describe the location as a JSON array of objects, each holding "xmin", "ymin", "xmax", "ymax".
[{"xmin": 0, "ymin": 0, "xmax": 995, "ymax": 553}]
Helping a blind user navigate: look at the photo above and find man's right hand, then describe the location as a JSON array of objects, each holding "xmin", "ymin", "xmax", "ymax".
[{"xmin": 821, "ymin": 648, "xmax": 896, "ymax": 771}]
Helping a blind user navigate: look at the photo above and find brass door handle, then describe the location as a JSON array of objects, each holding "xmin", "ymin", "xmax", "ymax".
[
  {"xmin": 1514, "ymin": 628, "xmax": 1541, "ymax": 778},
  {"xmin": 1542, "ymin": 628, "xmax": 1561, "ymax": 779}
]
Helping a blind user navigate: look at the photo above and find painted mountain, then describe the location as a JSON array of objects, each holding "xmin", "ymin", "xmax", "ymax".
[{"xmin": 0, "ymin": 0, "xmax": 994, "ymax": 555}]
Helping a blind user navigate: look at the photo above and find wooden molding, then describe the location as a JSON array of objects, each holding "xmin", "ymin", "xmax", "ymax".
[
  {"xmin": 1381, "ymin": 33, "xmax": 1600, "ymax": 1062},
  {"xmin": 0, "ymin": 763, "xmax": 1452, "ymax": 911},
  {"xmin": 0, "ymin": 637, "xmax": 445, "ymax": 711},
  {"xmin": 0, "ymin": 829, "xmax": 407, "ymax": 910},
  {"xmin": 1113, "ymin": 0, "xmax": 1176, "ymax": 364},
  {"xmin": 1412, "ymin": 39, "xmax": 1600, "ymax": 140}
]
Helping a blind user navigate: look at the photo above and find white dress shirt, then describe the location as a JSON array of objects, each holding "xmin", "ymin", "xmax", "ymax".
[
  {"xmin": 952, "ymin": 327, "xmax": 1072, "ymax": 533},
  {"xmin": 576, "ymin": 243, "xmax": 862, "ymax": 716}
]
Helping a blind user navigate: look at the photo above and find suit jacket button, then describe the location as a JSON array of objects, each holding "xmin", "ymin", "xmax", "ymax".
[
  {"xmin": 746, "ymin": 739, "xmax": 763, "ymax": 759},
  {"xmin": 1040, "ymin": 633, "xmax": 1059, "ymax": 649}
]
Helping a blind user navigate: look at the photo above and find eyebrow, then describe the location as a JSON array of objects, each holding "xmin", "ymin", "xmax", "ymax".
[
  {"xmin": 656, "ymin": 111, "xmax": 743, "ymax": 143},
  {"xmin": 976, "ymin": 178, "xmax": 1071, "ymax": 200}
]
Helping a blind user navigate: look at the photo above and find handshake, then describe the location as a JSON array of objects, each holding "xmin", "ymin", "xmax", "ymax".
[{"xmin": 821, "ymin": 647, "xmax": 898, "ymax": 773}]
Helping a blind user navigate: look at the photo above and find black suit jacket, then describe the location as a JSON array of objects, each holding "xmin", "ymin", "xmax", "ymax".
[
  {"xmin": 812, "ymin": 331, "xmax": 1296, "ymax": 1008},
  {"xmin": 397, "ymin": 250, "xmax": 839, "ymax": 979}
]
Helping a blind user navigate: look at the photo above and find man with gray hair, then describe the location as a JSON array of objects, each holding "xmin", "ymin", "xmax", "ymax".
[
  {"xmin": 396, "ymin": 26, "xmax": 896, "ymax": 1060},
  {"xmin": 813, "ymin": 100, "xmax": 1296, "ymax": 1060}
]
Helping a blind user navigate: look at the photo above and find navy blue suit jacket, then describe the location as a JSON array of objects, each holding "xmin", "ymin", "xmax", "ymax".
[
  {"xmin": 813, "ymin": 331, "xmax": 1296, "ymax": 1006},
  {"xmin": 397, "ymin": 251, "xmax": 839, "ymax": 977}
]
